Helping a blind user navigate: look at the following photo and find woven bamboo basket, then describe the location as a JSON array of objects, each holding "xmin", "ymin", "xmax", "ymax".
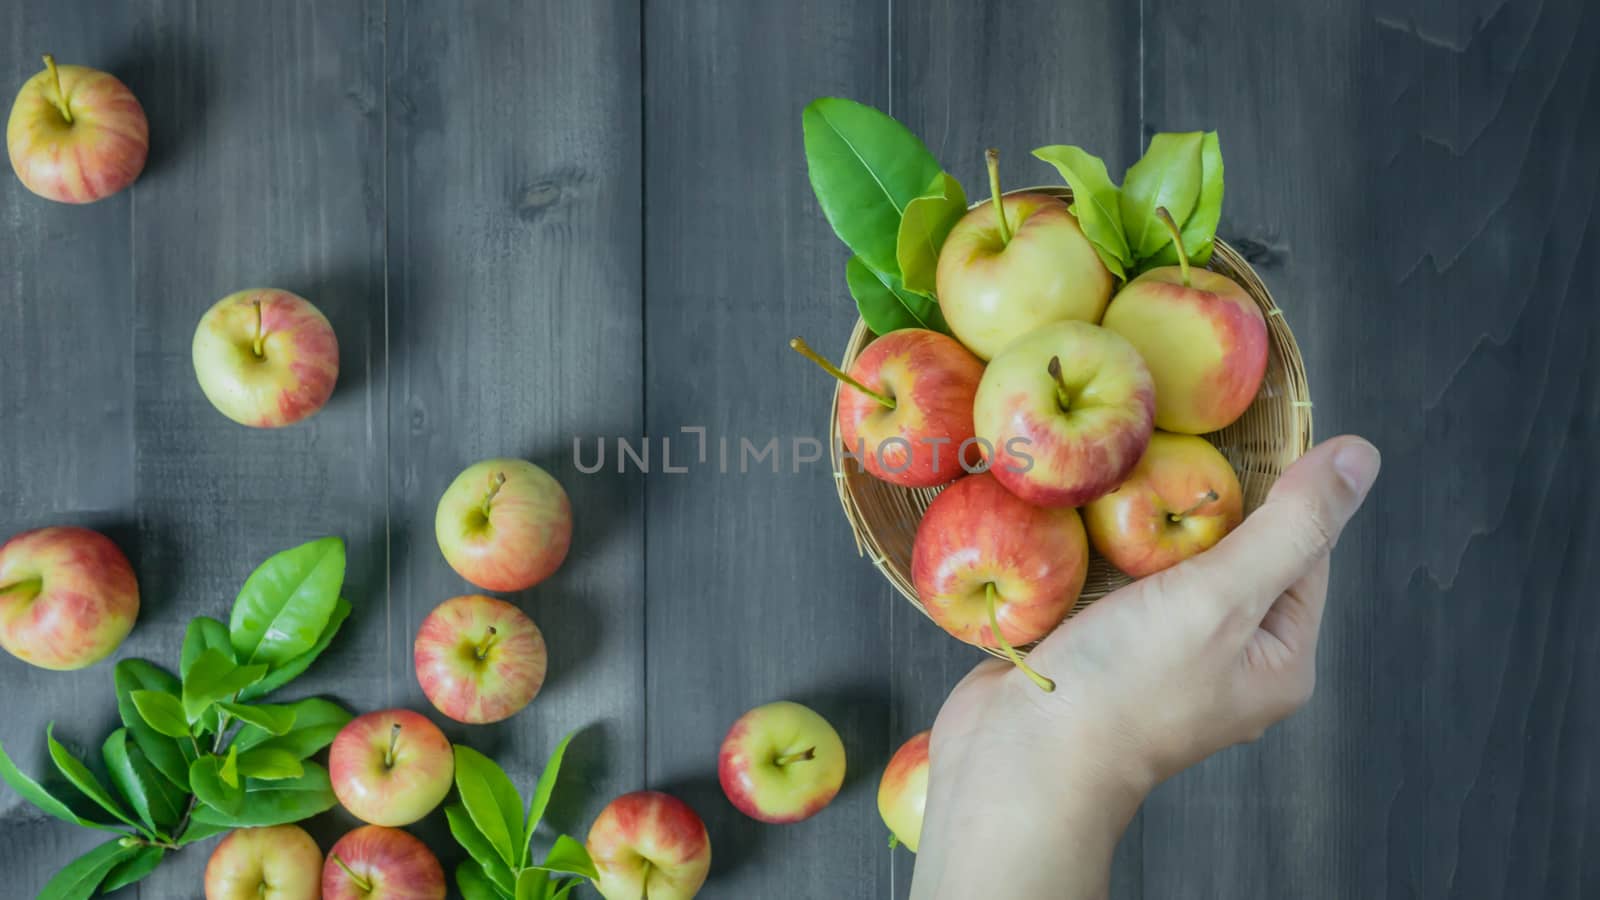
[{"xmin": 828, "ymin": 186, "xmax": 1313, "ymax": 656}]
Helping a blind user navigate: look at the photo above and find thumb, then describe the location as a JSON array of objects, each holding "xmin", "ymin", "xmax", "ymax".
[{"xmin": 1181, "ymin": 435, "xmax": 1380, "ymax": 619}]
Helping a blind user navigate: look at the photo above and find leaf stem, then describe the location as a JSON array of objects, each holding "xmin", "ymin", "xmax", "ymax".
[
  {"xmin": 985, "ymin": 583, "xmax": 1054, "ymax": 692},
  {"xmin": 986, "ymin": 148, "xmax": 1011, "ymax": 245},
  {"xmin": 331, "ymin": 853, "xmax": 374, "ymax": 893},
  {"xmin": 774, "ymin": 747, "xmax": 816, "ymax": 767},
  {"xmin": 42, "ymin": 55, "xmax": 72, "ymax": 123},
  {"xmin": 1155, "ymin": 206, "xmax": 1192, "ymax": 287},
  {"xmin": 1168, "ymin": 489, "xmax": 1220, "ymax": 524},
  {"xmin": 788, "ymin": 338, "xmax": 895, "ymax": 409}
]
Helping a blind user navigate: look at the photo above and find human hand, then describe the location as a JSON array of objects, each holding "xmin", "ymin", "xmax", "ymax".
[{"xmin": 910, "ymin": 435, "xmax": 1381, "ymax": 900}]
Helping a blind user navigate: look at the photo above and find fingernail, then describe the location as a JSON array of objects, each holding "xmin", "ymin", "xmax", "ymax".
[{"xmin": 1333, "ymin": 440, "xmax": 1381, "ymax": 496}]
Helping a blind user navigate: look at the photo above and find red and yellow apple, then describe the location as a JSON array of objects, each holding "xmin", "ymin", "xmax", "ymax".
[
  {"xmin": 204, "ymin": 824, "xmax": 323, "ymax": 900},
  {"xmin": 1084, "ymin": 432, "xmax": 1244, "ymax": 578},
  {"xmin": 718, "ymin": 700, "xmax": 846, "ymax": 824},
  {"xmin": 413, "ymin": 594, "xmax": 547, "ymax": 724},
  {"xmin": 7, "ymin": 55, "xmax": 147, "ymax": 203},
  {"xmin": 435, "ymin": 458, "xmax": 571, "ymax": 592},
  {"xmin": 322, "ymin": 825, "xmax": 445, "ymax": 900},
  {"xmin": 1101, "ymin": 211, "xmax": 1268, "ymax": 434},
  {"xmin": 912, "ymin": 472, "xmax": 1089, "ymax": 689},
  {"xmin": 192, "ymin": 289, "xmax": 340, "ymax": 428},
  {"xmin": 0, "ymin": 526, "xmax": 138, "ymax": 670},
  {"xmin": 935, "ymin": 150, "xmax": 1113, "ymax": 360},
  {"xmin": 586, "ymin": 791, "xmax": 711, "ymax": 900},
  {"xmin": 878, "ymin": 731, "xmax": 931, "ymax": 852},
  {"xmin": 329, "ymin": 709, "xmax": 453, "ymax": 827},
  {"xmin": 791, "ymin": 329, "xmax": 984, "ymax": 488},
  {"xmin": 973, "ymin": 319, "xmax": 1155, "ymax": 508}
]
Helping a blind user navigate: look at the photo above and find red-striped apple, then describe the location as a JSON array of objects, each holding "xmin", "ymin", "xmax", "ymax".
[
  {"xmin": 7, "ymin": 55, "xmax": 147, "ymax": 203},
  {"xmin": 1084, "ymin": 432, "xmax": 1244, "ymax": 578},
  {"xmin": 912, "ymin": 472, "xmax": 1089, "ymax": 690},
  {"xmin": 1101, "ymin": 209, "xmax": 1267, "ymax": 434},
  {"xmin": 973, "ymin": 319, "xmax": 1155, "ymax": 507},
  {"xmin": 322, "ymin": 826, "xmax": 445, "ymax": 900},
  {"xmin": 192, "ymin": 289, "xmax": 340, "ymax": 428},
  {"xmin": 586, "ymin": 791, "xmax": 711, "ymax": 900},
  {"xmin": 790, "ymin": 329, "xmax": 984, "ymax": 488},
  {"xmin": 329, "ymin": 709, "xmax": 453, "ymax": 827},
  {"xmin": 935, "ymin": 150, "xmax": 1113, "ymax": 360},
  {"xmin": 718, "ymin": 700, "xmax": 846, "ymax": 824},
  {"xmin": 204, "ymin": 825, "xmax": 322, "ymax": 900},
  {"xmin": 435, "ymin": 458, "xmax": 571, "ymax": 592},
  {"xmin": 0, "ymin": 525, "xmax": 138, "ymax": 670},
  {"xmin": 878, "ymin": 731, "xmax": 931, "ymax": 852},
  {"xmin": 413, "ymin": 594, "xmax": 547, "ymax": 724}
]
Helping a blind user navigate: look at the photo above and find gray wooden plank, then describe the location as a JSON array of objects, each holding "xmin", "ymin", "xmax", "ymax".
[
  {"xmin": 888, "ymin": 3, "xmax": 1144, "ymax": 897},
  {"xmin": 1140, "ymin": 0, "xmax": 1600, "ymax": 897},
  {"xmin": 641, "ymin": 2, "xmax": 896, "ymax": 897},
  {"xmin": 385, "ymin": 0, "xmax": 646, "ymax": 883}
]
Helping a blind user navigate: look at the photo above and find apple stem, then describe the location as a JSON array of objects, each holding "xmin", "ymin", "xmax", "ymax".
[
  {"xmin": 42, "ymin": 55, "xmax": 72, "ymax": 124},
  {"xmin": 1156, "ymin": 206, "xmax": 1192, "ymax": 287},
  {"xmin": 986, "ymin": 148, "xmax": 1012, "ymax": 245},
  {"xmin": 330, "ymin": 853, "xmax": 374, "ymax": 893},
  {"xmin": 774, "ymin": 747, "xmax": 816, "ymax": 767},
  {"xmin": 481, "ymin": 472, "xmax": 507, "ymax": 519},
  {"xmin": 789, "ymin": 337, "xmax": 895, "ymax": 409},
  {"xmin": 474, "ymin": 626, "xmax": 499, "ymax": 660},
  {"xmin": 0, "ymin": 577, "xmax": 42, "ymax": 601},
  {"xmin": 1047, "ymin": 356, "xmax": 1072, "ymax": 412},
  {"xmin": 250, "ymin": 299, "xmax": 266, "ymax": 358},
  {"xmin": 1169, "ymin": 489, "xmax": 1220, "ymax": 523},
  {"xmin": 384, "ymin": 723, "xmax": 401, "ymax": 769},
  {"xmin": 985, "ymin": 583, "xmax": 1055, "ymax": 692},
  {"xmin": 640, "ymin": 861, "xmax": 652, "ymax": 900}
]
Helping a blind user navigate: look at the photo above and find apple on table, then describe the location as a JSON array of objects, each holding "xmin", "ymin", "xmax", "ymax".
[
  {"xmin": 718, "ymin": 700, "xmax": 847, "ymax": 823},
  {"xmin": 436, "ymin": 458, "xmax": 571, "ymax": 593},
  {"xmin": 7, "ymin": 54, "xmax": 147, "ymax": 203},
  {"xmin": 878, "ymin": 730, "xmax": 931, "ymax": 853},
  {"xmin": 936, "ymin": 149, "xmax": 1114, "ymax": 360},
  {"xmin": 587, "ymin": 790, "xmax": 711, "ymax": 900},
  {"xmin": 204, "ymin": 825, "xmax": 322, "ymax": 900},
  {"xmin": 0, "ymin": 525, "xmax": 138, "ymax": 670},
  {"xmin": 192, "ymin": 288, "xmax": 340, "ymax": 428},
  {"xmin": 323, "ymin": 825, "xmax": 446, "ymax": 900},
  {"xmin": 329, "ymin": 709, "xmax": 454, "ymax": 827},
  {"xmin": 413, "ymin": 593, "xmax": 547, "ymax": 724}
]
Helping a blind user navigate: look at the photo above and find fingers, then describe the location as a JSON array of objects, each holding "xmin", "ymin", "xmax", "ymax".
[{"xmin": 1181, "ymin": 435, "xmax": 1379, "ymax": 621}]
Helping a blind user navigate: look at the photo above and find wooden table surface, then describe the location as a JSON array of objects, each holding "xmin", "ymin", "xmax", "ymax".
[{"xmin": 3, "ymin": 1, "xmax": 1597, "ymax": 897}]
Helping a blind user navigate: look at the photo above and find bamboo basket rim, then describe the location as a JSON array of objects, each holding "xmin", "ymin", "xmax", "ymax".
[{"xmin": 827, "ymin": 185, "xmax": 1314, "ymax": 657}]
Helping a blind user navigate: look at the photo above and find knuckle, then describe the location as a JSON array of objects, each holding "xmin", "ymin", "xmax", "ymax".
[{"xmin": 1281, "ymin": 496, "xmax": 1338, "ymax": 560}]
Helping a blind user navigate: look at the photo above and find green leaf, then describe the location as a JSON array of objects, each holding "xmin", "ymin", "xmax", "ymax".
[
  {"xmin": 189, "ymin": 762, "xmax": 337, "ymax": 828},
  {"xmin": 234, "ymin": 697, "xmax": 352, "ymax": 758},
  {"xmin": 236, "ymin": 748, "xmax": 304, "ymax": 780},
  {"xmin": 803, "ymin": 97, "xmax": 944, "ymax": 276},
  {"xmin": 454, "ymin": 745, "xmax": 525, "ymax": 868},
  {"xmin": 46, "ymin": 724, "xmax": 146, "ymax": 836},
  {"xmin": 175, "ymin": 818, "xmax": 230, "ymax": 847},
  {"xmin": 447, "ymin": 804, "xmax": 516, "ymax": 894},
  {"xmin": 114, "ymin": 660, "xmax": 190, "ymax": 790},
  {"xmin": 530, "ymin": 834, "xmax": 599, "ymax": 881},
  {"xmin": 237, "ymin": 596, "xmax": 352, "ymax": 702},
  {"xmin": 896, "ymin": 171, "xmax": 967, "ymax": 295},
  {"xmin": 35, "ymin": 837, "xmax": 140, "ymax": 900},
  {"xmin": 130, "ymin": 691, "xmax": 192, "ymax": 739},
  {"xmin": 181, "ymin": 649, "xmax": 267, "ymax": 723},
  {"xmin": 100, "ymin": 844, "xmax": 166, "ymax": 893},
  {"xmin": 181, "ymin": 616, "xmax": 235, "ymax": 679},
  {"xmin": 189, "ymin": 753, "xmax": 244, "ymax": 816},
  {"xmin": 101, "ymin": 729, "xmax": 174, "ymax": 836},
  {"xmin": 217, "ymin": 701, "xmax": 297, "ymax": 736},
  {"xmin": 515, "ymin": 868, "xmax": 551, "ymax": 900},
  {"xmin": 1146, "ymin": 130, "xmax": 1224, "ymax": 268},
  {"xmin": 550, "ymin": 879, "xmax": 583, "ymax": 900},
  {"xmin": 1031, "ymin": 144, "xmax": 1133, "ymax": 278},
  {"xmin": 1119, "ymin": 131, "xmax": 1205, "ymax": 260},
  {"xmin": 0, "ymin": 736, "xmax": 123, "ymax": 833},
  {"xmin": 456, "ymin": 861, "xmax": 507, "ymax": 900},
  {"xmin": 846, "ymin": 255, "xmax": 948, "ymax": 336},
  {"xmin": 230, "ymin": 536, "xmax": 346, "ymax": 667},
  {"xmin": 523, "ymin": 731, "xmax": 577, "ymax": 864},
  {"xmin": 220, "ymin": 745, "xmax": 241, "ymax": 788}
]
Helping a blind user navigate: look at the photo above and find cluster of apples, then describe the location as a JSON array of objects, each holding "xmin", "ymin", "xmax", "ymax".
[{"xmin": 798, "ymin": 151, "xmax": 1268, "ymax": 690}]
